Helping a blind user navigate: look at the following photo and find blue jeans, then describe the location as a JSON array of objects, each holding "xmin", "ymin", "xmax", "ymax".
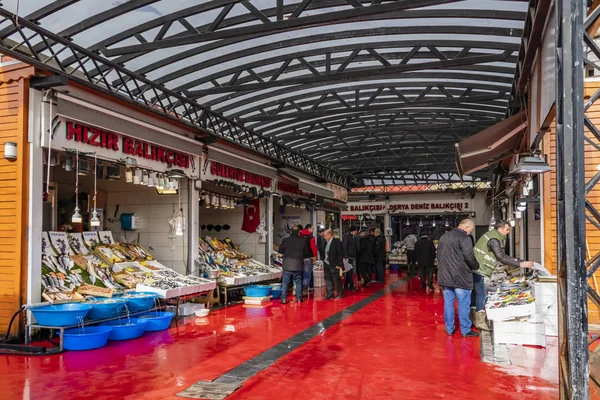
[
  {"xmin": 303, "ymin": 258, "xmax": 313, "ymax": 287},
  {"xmin": 443, "ymin": 287, "xmax": 472, "ymax": 335},
  {"xmin": 472, "ymin": 274, "xmax": 486, "ymax": 311},
  {"xmin": 282, "ymin": 271, "xmax": 303, "ymax": 301}
]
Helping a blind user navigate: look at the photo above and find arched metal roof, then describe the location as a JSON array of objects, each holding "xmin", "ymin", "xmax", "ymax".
[{"xmin": 0, "ymin": 0, "xmax": 529, "ymax": 186}]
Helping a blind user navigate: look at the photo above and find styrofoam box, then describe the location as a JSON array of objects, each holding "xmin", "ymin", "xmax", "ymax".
[
  {"xmin": 532, "ymin": 282, "xmax": 557, "ymax": 299},
  {"xmin": 485, "ymin": 302, "xmax": 537, "ymax": 322},
  {"xmin": 536, "ymin": 302, "xmax": 557, "ymax": 316},
  {"xmin": 493, "ymin": 320, "xmax": 547, "ymax": 346},
  {"xmin": 178, "ymin": 303, "xmax": 196, "ymax": 316}
]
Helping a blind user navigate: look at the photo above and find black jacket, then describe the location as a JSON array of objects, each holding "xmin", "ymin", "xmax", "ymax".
[
  {"xmin": 373, "ymin": 235, "xmax": 386, "ymax": 263},
  {"xmin": 358, "ymin": 235, "xmax": 374, "ymax": 264},
  {"xmin": 343, "ymin": 232, "xmax": 357, "ymax": 259},
  {"xmin": 437, "ymin": 228, "xmax": 480, "ymax": 290},
  {"xmin": 353, "ymin": 234, "xmax": 362, "ymax": 260},
  {"xmin": 317, "ymin": 236, "xmax": 326, "ymax": 260},
  {"xmin": 415, "ymin": 237, "xmax": 436, "ymax": 267},
  {"xmin": 279, "ymin": 235, "xmax": 306, "ymax": 272},
  {"xmin": 324, "ymin": 237, "xmax": 343, "ymax": 270}
]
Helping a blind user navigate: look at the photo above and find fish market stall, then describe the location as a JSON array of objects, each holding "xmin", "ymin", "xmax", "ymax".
[
  {"xmin": 197, "ymin": 237, "xmax": 282, "ymax": 304},
  {"xmin": 484, "ymin": 264, "xmax": 556, "ymax": 347}
]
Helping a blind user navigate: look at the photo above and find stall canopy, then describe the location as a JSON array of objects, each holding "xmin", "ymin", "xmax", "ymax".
[
  {"xmin": 455, "ymin": 110, "xmax": 527, "ymax": 176},
  {"xmin": 0, "ymin": 0, "xmax": 529, "ymax": 186}
]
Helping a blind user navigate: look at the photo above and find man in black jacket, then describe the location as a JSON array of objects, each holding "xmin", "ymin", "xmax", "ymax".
[
  {"xmin": 437, "ymin": 219, "xmax": 480, "ymax": 337},
  {"xmin": 342, "ymin": 226, "xmax": 358, "ymax": 291},
  {"xmin": 372, "ymin": 229, "xmax": 386, "ymax": 284},
  {"xmin": 278, "ymin": 226, "xmax": 306, "ymax": 304},
  {"xmin": 317, "ymin": 228, "xmax": 326, "ymax": 261},
  {"xmin": 323, "ymin": 229, "xmax": 344, "ymax": 299},
  {"xmin": 415, "ymin": 234, "xmax": 436, "ymax": 290},
  {"xmin": 358, "ymin": 228, "xmax": 373, "ymax": 287}
]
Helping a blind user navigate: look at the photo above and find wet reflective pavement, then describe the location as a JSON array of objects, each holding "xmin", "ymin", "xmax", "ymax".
[{"xmin": 0, "ymin": 273, "xmax": 559, "ymax": 400}]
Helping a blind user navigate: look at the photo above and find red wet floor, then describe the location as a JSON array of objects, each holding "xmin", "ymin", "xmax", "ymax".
[{"xmin": 0, "ymin": 273, "xmax": 560, "ymax": 400}]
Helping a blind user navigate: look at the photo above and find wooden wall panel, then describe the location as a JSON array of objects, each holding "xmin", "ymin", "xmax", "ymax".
[
  {"xmin": 544, "ymin": 80, "xmax": 600, "ymax": 323},
  {"xmin": 0, "ymin": 63, "xmax": 32, "ymax": 335}
]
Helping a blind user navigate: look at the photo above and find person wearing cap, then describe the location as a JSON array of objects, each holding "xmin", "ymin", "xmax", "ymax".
[
  {"xmin": 343, "ymin": 226, "xmax": 358, "ymax": 291},
  {"xmin": 415, "ymin": 233, "xmax": 436, "ymax": 290}
]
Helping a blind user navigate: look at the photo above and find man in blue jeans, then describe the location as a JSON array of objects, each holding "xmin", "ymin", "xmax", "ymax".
[
  {"xmin": 279, "ymin": 226, "xmax": 307, "ymax": 304},
  {"xmin": 436, "ymin": 219, "xmax": 480, "ymax": 337}
]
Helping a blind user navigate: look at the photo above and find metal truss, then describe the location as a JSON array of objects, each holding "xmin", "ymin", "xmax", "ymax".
[
  {"xmin": 351, "ymin": 180, "xmax": 491, "ymax": 194},
  {"xmin": 556, "ymin": 0, "xmax": 600, "ymax": 398},
  {"xmin": 0, "ymin": 7, "xmax": 349, "ymax": 186},
  {"xmin": 0, "ymin": 0, "xmax": 529, "ymax": 183}
]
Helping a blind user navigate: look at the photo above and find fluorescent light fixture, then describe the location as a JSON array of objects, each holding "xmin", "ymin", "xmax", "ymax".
[
  {"xmin": 90, "ymin": 211, "xmax": 100, "ymax": 227},
  {"xmin": 167, "ymin": 169, "xmax": 187, "ymax": 179},
  {"xmin": 72, "ymin": 207, "xmax": 82, "ymax": 223},
  {"xmin": 510, "ymin": 155, "xmax": 551, "ymax": 174}
]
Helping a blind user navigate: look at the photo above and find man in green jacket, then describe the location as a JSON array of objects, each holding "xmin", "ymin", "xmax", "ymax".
[{"xmin": 472, "ymin": 220, "xmax": 534, "ymax": 330}]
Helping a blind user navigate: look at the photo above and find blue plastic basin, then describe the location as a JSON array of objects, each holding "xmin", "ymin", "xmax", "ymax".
[
  {"xmin": 63, "ymin": 326, "xmax": 113, "ymax": 351},
  {"xmin": 270, "ymin": 289, "xmax": 282, "ymax": 299},
  {"xmin": 139, "ymin": 311, "xmax": 174, "ymax": 332},
  {"xmin": 124, "ymin": 292, "xmax": 159, "ymax": 312},
  {"xmin": 101, "ymin": 318, "xmax": 148, "ymax": 341},
  {"xmin": 31, "ymin": 303, "xmax": 92, "ymax": 327},
  {"xmin": 244, "ymin": 285, "xmax": 272, "ymax": 297},
  {"xmin": 85, "ymin": 299, "xmax": 127, "ymax": 320}
]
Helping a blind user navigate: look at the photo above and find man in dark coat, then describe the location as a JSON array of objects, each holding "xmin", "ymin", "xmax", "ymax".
[
  {"xmin": 354, "ymin": 229, "xmax": 363, "ymax": 283},
  {"xmin": 342, "ymin": 225, "xmax": 358, "ymax": 291},
  {"xmin": 415, "ymin": 234, "xmax": 436, "ymax": 290},
  {"xmin": 437, "ymin": 219, "xmax": 480, "ymax": 337},
  {"xmin": 372, "ymin": 229, "xmax": 386, "ymax": 284},
  {"xmin": 358, "ymin": 228, "xmax": 373, "ymax": 287},
  {"xmin": 278, "ymin": 226, "xmax": 307, "ymax": 304},
  {"xmin": 317, "ymin": 227, "xmax": 326, "ymax": 261},
  {"xmin": 323, "ymin": 229, "xmax": 344, "ymax": 299}
]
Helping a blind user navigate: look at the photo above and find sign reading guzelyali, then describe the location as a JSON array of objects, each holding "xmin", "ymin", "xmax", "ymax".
[
  {"xmin": 209, "ymin": 161, "xmax": 272, "ymax": 188},
  {"xmin": 65, "ymin": 121, "xmax": 191, "ymax": 168},
  {"xmin": 343, "ymin": 199, "xmax": 473, "ymax": 215}
]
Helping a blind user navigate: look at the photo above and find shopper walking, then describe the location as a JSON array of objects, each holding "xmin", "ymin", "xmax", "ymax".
[
  {"xmin": 437, "ymin": 219, "xmax": 480, "ymax": 337},
  {"xmin": 372, "ymin": 229, "xmax": 386, "ymax": 284},
  {"xmin": 299, "ymin": 224, "xmax": 318, "ymax": 296},
  {"xmin": 343, "ymin": 226, "xmax": 358, "ymax": 291},
  {"xmin": 323, "ymin": 229, "xmax": 344, "ymax": 299},
  {"xmin": 472, "ymin": 220, "xmax": 534, "ymax": 330},
  {"xmin": 279, "ymin": 226, "xmax": 306, "ymax": 304},
  {"xmin": 400, "ymin": 232, "xmax": 418, "ymax": 275},
  {"xmin": 358, "ymin": 228, "xmax": 374, "ymax": 287},
  {"xmin": 415, "ymin": 234, "xmax": 436, "ymax": 290}
]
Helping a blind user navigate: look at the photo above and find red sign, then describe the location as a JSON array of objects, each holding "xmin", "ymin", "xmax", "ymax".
[
  {"xmin": 277, "ymin": 181, "xmax": 310, "ymax": 197},
  {"xmin": 210, "ymin": 161, "xmax": 272, "ymax": 188},
  {"xmin": 388, "ymin": 202, "xmax": 470, "ymax": 212},
  {"xmin": 341, "ymin": 215, "xmax": 358, "ymax": 221},
  {"xmin": 66, "ymin": 121, "xmax": 191, "ymax": 168}
]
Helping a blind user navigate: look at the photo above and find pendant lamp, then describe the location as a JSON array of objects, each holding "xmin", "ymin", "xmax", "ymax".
[
  {"xmin": 72, "ymin": 149, "xmax": 82, "ymax": 223},
  {"xmin": 175, "ymin": 187, "xmax": 184, "ymax": 236},
  {"xmin": 157, "ymin": 174, "xmax": 165, "ymax": 190},
  {"xmin": 148, "ymin": 172, "xmax": 156, "ymax": 187},
  {"xmin": 419, "ymin": 218, "xmax": 423, "ymax": 227},
  {"xmin": 90, "ymin": 153, "xmax": 100, "ymax": 227},
  {"xmin": 405, "ymin": 217, "xmax": 410, "ymax": 226},
  {"xmin": 445, "ymin": 218, "xmax": 449, "ymax": 227},
  {"xmin": 133, "ymin": 168, "xmax": 142, "ymax": 185},
  {"xmin": 142, "ymin": 170, "xmax": 149, "ymax": 185},
  {"xmin": 125, "ymin": 167, "xmax": 133, "ymax": 183},
  {"xmin": 432, "ymin": 219, "xmax": 436, "ymax": 227},
  {"xmin": 204, "ymin": 193, "xmax": 211, "ymax": 208}
]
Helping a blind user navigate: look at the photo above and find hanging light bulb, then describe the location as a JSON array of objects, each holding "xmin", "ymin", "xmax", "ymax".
[
  {"xmin": 445, "ymin": 218, "xmax": 449, "ymax": 227},
  {"xmin": 509, "ymin": 217, "xmax": 516, "ymax": 227},
  {"xmin": 175, "ymin": 184, "xmax": 184, "ymax": 236},
  {"xmin": 204, "ymin": 193, "xmax": 211, "ymax": 208},
  {"xmin": 172, "ymin": 178, "xmax": 179, "ymax": 190},
  {"xmin": 72, "ymin": 149, "xmax": 82, "ymax": 223},
  {"xmin": 142, "ymin": 170, "xmax": 149, "ymax": 185},
  {"xmin": 489, "ymin": 211, "xmax": 496, "ymax": 226},
  {"xmin": 419, "ymin": 218, "xmax": 423, "ymax": 227},
  {"xmin": 64, "ymin": 156, "xmax": 73, "ymax": 172},
  {"xmin": 148, "ymin": 172, "xmax": 156, "ymax": 187},
  {"xmin": 125, "ymin": 167, "xmax": 133, "ymax": 183},
  {"xmin": 133, "ymin": 168, "xmax": 142, "ymax": 184},
  {"xmin": 517, "ymin": 202, "xmax": 527, "ymax": 212},
  {"xmin": 516, "ymin": 210, "xmax": 522, "ymax": 219},
  {"xmin": 432, "ymin": 219, "xmax": 436, "ymax": 227},
  {"xmin": 157, "ymin": 174, "xmax": 165, "ymax": 190},
  {"xmin": 405, "ymin": 217, "xmax": 410, "ymax": 226},
  {"xmin": 90, "ymin": 153, "xmax": 100, "ymax": 227}
]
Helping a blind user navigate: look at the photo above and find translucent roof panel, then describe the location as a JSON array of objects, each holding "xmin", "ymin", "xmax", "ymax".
[{"xmin": 0, "ymin": 0, "xmax": 528, "ymax": 184}]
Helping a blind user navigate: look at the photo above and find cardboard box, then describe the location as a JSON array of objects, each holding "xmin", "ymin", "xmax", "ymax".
[
  {"xmin": 42, "ymin": 290, "xmax": 84, "ymax": 304},
  {"xmin": 493, "ymin": 319, "xmax": 547, "ymax": 346}
]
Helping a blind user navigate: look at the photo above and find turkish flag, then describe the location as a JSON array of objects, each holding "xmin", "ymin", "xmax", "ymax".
[{"xmin": 241, "ymin": 199, "xmax": 261, "ymax": 233}]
